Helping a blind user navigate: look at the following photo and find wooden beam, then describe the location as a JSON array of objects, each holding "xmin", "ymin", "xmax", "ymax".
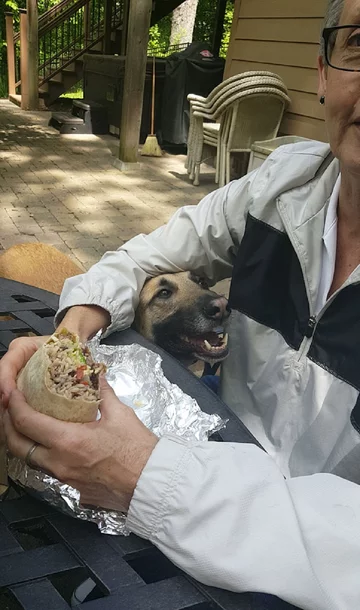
[
  {"xmin": 103, "ymin": 0, "xmax": 112, "ymax": 54},
  {"xmin": 19, "ymin": 9, "xmax": 29, "ymax": 110},
  {"xmin": 212, "ymin": 0, "xmax": 227, "ymax": 56},
  {"xmin": 120, "ymin": 0, "xmax": 130, "ymax": 56},
  {"xmin": 26, "ymin": 0, "xmax": 39, "ymax": 110},
  {"xmin": 118, "ymin": 0, "xmax": 152, "ymax": 164},
  {"xmin": 5, "ymin": 13, "xmax": 16, "ymax": 96},
  {"xmin": 84, "ymin": 0, "xmax": 91, "ymax": 47}
]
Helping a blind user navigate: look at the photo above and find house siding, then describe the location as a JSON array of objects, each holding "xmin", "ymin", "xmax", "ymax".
[{"xmin": 224, "ymin": 0, "xmax": 328, "ymax": 141}]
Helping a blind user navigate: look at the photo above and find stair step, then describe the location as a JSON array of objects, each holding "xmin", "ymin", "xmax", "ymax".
[
  {"xmin": 73, "ymin": 99, "xmax": 104, "ymax": 111},
  {"xmin": 51, "ymin": 112, "xmax": 84, "ymax": 125},
  {"xmin": 9, "ymin": 94, "xmax": 21, "ymax": 107}
]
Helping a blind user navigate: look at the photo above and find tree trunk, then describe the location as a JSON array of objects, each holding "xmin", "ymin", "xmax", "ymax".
[{"xmin": 169, "ymin": 0, "xmax": 199, "ymax": 47}]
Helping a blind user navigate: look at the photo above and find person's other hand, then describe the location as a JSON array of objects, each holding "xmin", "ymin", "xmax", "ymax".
[
  {"xmin": 3, "ymin": 378, "xmax": 158, "ymax": 512},
  {"xmin": 0, "ymin": 335, "xmax": 49, "ymax": 408}
]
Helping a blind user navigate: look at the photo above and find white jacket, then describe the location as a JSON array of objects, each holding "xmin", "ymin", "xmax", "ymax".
[{"xmin": 58, "ymin": 142, "xmax": 360, "ymax": 609}]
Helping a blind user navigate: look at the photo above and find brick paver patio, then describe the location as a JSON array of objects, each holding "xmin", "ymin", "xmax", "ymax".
[{"xmin": 0, "ymin": 99, "xmax": 217, "ymax": 271}]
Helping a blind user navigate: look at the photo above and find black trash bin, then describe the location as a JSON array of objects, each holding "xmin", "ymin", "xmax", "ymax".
[{"xmin": 160, "ymin": 42, "xmax": 225, "ymax": 148}]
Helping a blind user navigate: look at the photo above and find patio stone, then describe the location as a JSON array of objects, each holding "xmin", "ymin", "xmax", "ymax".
[{"xmin": 0, "ymin": 99, "xmax": 217, "ymax": 271}]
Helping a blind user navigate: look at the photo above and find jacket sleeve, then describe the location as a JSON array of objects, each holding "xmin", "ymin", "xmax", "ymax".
[
  {"xmin": 55, "ymin": 175, "xmax": 255, "ymax": 334},
  {"xmin": 126, "ymin": 436, "xmax": 360, "ymax": 610}
]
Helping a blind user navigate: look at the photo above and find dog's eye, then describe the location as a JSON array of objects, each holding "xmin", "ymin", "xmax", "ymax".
[
  {"xmin": 198, "ymin": 278, "xmax": 209, "ymax": 290},
  {"xmin": 157, "ymin": 289, "xmax": 172, "ymax": 299}
]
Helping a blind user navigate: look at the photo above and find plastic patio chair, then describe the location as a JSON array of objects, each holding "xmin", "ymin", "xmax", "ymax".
[
  {"xmin": 192, "ymin": 87, "xmax": 290, "ymax": 187},
  {"xmin": 186, "ymin": 72, "xmax": 288, "ymax": 185}
]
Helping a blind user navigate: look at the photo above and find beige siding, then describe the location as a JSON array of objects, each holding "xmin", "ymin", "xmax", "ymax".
[{"xmin": 225, "ymin": 0, "xmax": 328, "ymax": 141}]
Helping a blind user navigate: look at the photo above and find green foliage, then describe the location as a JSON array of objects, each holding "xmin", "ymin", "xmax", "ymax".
[
  {"xmin": 0, "ymin": 0, "xmax": 234, "ymax": 98},
  {"xmin": 148, "ymin": 15, "xmax": 171, "ymax": 55},
  {"xmin": 60, "ymin": 82, "xmax": 84, "ymax": 98},
  {"xmin": 219, "ymin": 1, "xmax": 234, "ymax": 58},
  {"xmin": 148, "ymin": 0, "xmax": 234, "ymax": 57}
]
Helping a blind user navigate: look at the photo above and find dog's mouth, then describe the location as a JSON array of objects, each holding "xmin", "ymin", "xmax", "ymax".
[{"xmin": 180, "ymin": 328, "xmax": 229, "ymax": 361}]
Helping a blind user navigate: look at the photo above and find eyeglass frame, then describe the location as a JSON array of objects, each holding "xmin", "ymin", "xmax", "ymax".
[{"xmin": 323, "ymin": 25, "xmax": 360, "ymax": 72}]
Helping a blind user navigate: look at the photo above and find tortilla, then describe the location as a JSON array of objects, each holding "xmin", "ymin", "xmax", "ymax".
[{"xmin": 17, "ymin": 328, "xmax": 106, "ymax": 423}]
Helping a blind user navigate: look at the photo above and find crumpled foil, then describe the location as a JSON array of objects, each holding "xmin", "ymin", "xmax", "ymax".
[{"xmin": 8, "ymin": 339, "xmax": 225, "ymax": 535}]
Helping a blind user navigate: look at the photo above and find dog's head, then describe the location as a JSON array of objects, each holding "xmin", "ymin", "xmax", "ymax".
[{"xmin": 134, "ymin": 271, "xmax": 230, "ymax": 364}]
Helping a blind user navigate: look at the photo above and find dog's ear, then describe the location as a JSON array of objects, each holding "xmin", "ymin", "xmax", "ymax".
[{"xmin": 188, "ymin": 271, "xmax": 210, "ymax": 290}]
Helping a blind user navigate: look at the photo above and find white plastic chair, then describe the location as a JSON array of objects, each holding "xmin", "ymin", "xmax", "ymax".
[
  {"xmin": 186, "ymin": 72, "xmax": 288, "ymax": 185},
  {"xmin": 189, "ymin": 77, "xmax": 289, "ymax": 184},
  {"xmin": 192, "ymin": 87, "xmax": 290, "ymax": 187}
]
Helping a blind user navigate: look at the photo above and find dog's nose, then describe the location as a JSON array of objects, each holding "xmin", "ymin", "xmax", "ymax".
[{"xmin": 203, "ymin": 297, "xmax": 229, "ymax": 320}]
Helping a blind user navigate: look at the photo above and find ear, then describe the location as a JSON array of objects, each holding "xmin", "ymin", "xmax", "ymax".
[
  {"xmin": 188, "ymin": 271, "xmax": 211, "ymax": 288},
  {"xmin": 317, "ymin": 54, "xmax": 327, "ymax": 101}
]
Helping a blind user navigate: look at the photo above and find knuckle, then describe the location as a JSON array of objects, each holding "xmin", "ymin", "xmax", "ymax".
[
  {"xmin": 12, "ymin": 412, "xmax": 28, "ymax": 432},
  {"xmin": 9, "ymin": 337, "xmax": 26, "ymax": 351}
]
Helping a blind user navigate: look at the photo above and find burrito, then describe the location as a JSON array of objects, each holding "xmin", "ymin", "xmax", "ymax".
[{"xmin": 17, "ymin": 328, "xmax": 106, "ymax": 423}]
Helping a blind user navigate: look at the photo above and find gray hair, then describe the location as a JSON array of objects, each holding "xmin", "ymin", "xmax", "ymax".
[{"xmin": 320, "ymin": 0, "xmax": 345, "ymax": 58}]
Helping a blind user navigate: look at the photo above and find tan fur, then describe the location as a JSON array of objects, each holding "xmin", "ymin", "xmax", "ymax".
[
  {"xmin": 134, "ymin": 272, "xmax": 209, "ymax": 340},
  {"xmin": 0, "ymin": 243, "xmax": 83, "ymax": 295}
]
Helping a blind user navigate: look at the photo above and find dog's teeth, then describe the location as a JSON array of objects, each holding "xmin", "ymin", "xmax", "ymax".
[
  {"xmin": 218, "ymin": 333, "xmax": 224, "ymax": 339},
  {"xmin": 204, "ymin": 339, "xmax": 212, "ymax": 350},
  {"xmin": 223, "ymin": 333, "xmax": 228, "ymax": 347}
]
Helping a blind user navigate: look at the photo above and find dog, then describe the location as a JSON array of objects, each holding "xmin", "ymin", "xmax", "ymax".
[
  {"xmin": 0, "ymin": 244, "xmax": 230, "ymax": 367},
  {"xmin": 134, "ymin": 271, "xmax": 230, "ymax": 365}
]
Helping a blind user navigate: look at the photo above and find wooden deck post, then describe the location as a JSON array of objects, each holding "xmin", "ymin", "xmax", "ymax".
[
  {"xmin": 120, "ymin": 0, "xmax": 130, "ymax": 56},
  {"xmin": 212, "ymin": 0, "xmax": 227, "ymax": 57},
  {"xmin": 103, "ymin": 0, "xmax": 112, "ymax": 54},
  {"xmin": 84, "ymin": 0, "xmax": 91, "ymax": 47},
  {"xmin": 26, "ymin": 0, "xmax": 39, "ymax": 110},
  {"xmin": 19, "ymin": 9, "xmax": 29, "ymax": 110},
  {"xmin": 117, "ymin": 0, "xmax": 152, "ymax": 166},
  {"xmin": 5, "ymin": 13, "xmax": 16, "ymax": 97}
]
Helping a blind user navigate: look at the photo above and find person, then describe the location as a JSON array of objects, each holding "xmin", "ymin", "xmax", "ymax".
[{"xmin": 2, "ymin": 0, "xmax": 360, "ymax": 607}]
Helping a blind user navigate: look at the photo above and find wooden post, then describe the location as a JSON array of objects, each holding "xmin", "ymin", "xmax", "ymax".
[
  {"xmin": 26, "ymin": 0, "xmax": 39, "ymax": 110},
  {"xmin": 117, "ymin": 0, "xmax": 152, "ymax": 165},
  {"xmin": 212, "ymin": 0, "xmax": 227, "ymax": 57},
  {"xmin": 120, "ymin": 0, "xmax": 130, "ymax": 56},
  {"xmin": 84, "ymin": 0, "xmax": 91, "ymax": 47},
  {"xmin": 19, "ymin": 9, "xmax": 29, "ymax": 110},
  {"xmin": 5, "ymin": 13, "xmax": 16, "ymax": 96},
  {"xmin": 103, "ymin": 0, "xmax": 112, "ymax": 54}
]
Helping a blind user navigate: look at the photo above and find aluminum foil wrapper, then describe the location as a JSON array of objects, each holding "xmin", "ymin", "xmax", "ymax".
[{"xmin": 8, "ymin": 339, "xmax": 225, "ymax": 535}]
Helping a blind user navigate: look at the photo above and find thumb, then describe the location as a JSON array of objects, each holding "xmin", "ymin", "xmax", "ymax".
[{"xmin": 99, "ymin": 377, "xmax": 128, "ymax": 417}]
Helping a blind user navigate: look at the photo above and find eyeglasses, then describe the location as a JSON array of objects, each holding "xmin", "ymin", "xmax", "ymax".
[{"xmin": 323, "ymin": 26, "xmax": 360, "ymax": 72}]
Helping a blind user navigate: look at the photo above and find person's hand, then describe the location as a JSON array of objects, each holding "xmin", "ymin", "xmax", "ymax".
[
  {"xmin": 3, "ymin": 378, "xmax": 158, "ymax": 512},
  {"xmin": 0, "ymin": 304, "xmax": 111, "ymax": 409},
  {"xmin": 0, "ymin": 335, "xmax": 49, "ymax": 408}
]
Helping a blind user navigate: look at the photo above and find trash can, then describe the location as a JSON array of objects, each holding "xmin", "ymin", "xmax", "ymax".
[{"xmin": 160, "ymin": 42, "xmax": 225, "ymax": 147}]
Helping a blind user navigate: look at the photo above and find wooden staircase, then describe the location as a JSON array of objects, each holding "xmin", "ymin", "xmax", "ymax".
[{"xmin": 6, "ymin": 0, "xmax": 187, "ymax": 108}]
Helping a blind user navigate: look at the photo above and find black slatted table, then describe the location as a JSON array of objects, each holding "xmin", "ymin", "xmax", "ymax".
[{"xmin": 0, "ymin": 278, "xmax": 298, "ymax": 610}]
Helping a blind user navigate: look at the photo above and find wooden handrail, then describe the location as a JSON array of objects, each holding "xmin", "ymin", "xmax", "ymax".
[
  {"xmin": 19, "ymin": 9, "xmax": 28, "ymax": 109},
  {"xmin": 39, "ymin": 0, "xmax": 88, "ymax": 37},
  {"xmin": 5, "ymin": 13, "xmax": 16, "ymax": 95},
  {"xmin": 13, "ymin": 0, "xmax": 80, "ymax": 43},
  {"xmin": 38, "ymin": 31, "xmax": 104, "ymax": 85},
  {"xmin": 9, "ymin": 0, "xmax": 124, "ymax": 96}
]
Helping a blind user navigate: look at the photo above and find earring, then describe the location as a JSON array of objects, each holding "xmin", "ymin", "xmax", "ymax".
[{"xmin": 320, "ymin": 96, "xmax": 325, "ymax": 105}]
